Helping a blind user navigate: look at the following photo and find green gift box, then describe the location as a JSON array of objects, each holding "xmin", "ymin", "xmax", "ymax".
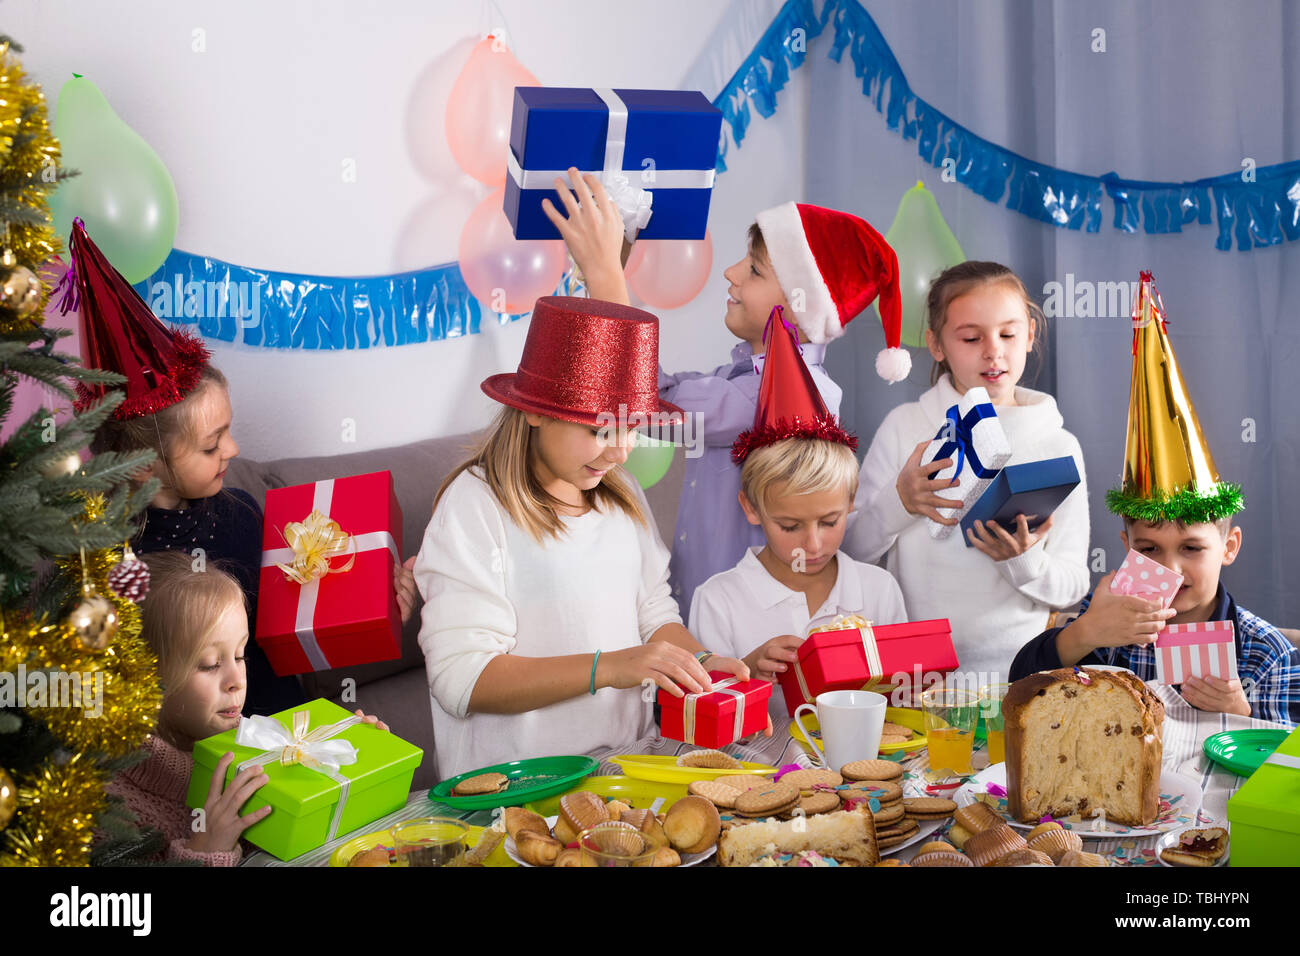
[
  {"xmin": 1227, "ymin": 725, "xmax": 1300, "ymax": 866},
  {"xmin": 186, "ymin": 698, "xmax": 422, "ymax": 861}
]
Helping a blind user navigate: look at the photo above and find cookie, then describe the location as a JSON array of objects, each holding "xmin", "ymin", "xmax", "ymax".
[
  {"xmin": 797, "ymin": 790, "xmax": 841, "ymax": 816},
  {"xmin": 842, "ymin": 780, "xmax": 903, "ymax": 805},
  {"xmin": 688, "ymin": 779, "xmax": 741, "ymax": 809},
  {"xmin": 841, "ymin": 759, "xmax": 904, "ymax": 782},
  {"xmin": 676, "ymin": 749, "xmax": 743, "ymax": 770},
  {"xmin": 348, "ymin": 845, "xmax": 391, "ymax": 867},
  {"xmin": 714, "ymin": 774, "xmax": 771, "ymax": 793},
  {"xmin": 876, "ymin": 818, "xmax": 920, "ymax": 839},
  {"xmin": 876, "ymin": 822, "xmax": 920, "ymax": 848},
  {"xmin": 734, "ymin": 780, "xmax": 800, "ymax": 818},
  {"xmin": 879, "ymin": 733, "xmax": 912, "ymax": 746},
  {"xmin": 903, "ymin": 797, "xmax": 958, "ymax": 819},
  {"xmin": 870, "ymin": 801, "xmax": 906, "ymax": 827},
  {"xmin": 779, "ymin": 768, "xmax": 843, "ymax": 792},
  {"xmin": 881, "ymin": 721, "xmax": 913, "ymax": 737},
  {"xmin": 452, "ymin": 771, "xmax": 508, "ymax": 796}
]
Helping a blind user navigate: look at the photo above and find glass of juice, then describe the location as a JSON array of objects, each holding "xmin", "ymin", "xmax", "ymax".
[
  {"xmin": 979, "ymin": 682, "xmax": 1011, "ymax": 765},
  {"xmin": 921, "ymin": 686, "xmax": 979, "ymax": 776}
]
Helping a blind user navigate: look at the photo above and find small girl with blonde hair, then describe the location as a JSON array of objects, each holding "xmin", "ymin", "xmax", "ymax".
[{"xmin": 105, "ymin": 551, "xmax": 386, "ymax": 865}]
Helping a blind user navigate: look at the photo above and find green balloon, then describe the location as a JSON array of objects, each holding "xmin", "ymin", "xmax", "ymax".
[
  {"xmin": 878, "ymin": 181, "xmax": 965, "ymax": 349},
  {"xmin": 624, "ymin": 436, "xmax": 676, "ymax": 489},
  {"xmin": 50, "ymin": 75, "xmax": 178, "ymax": 284}
]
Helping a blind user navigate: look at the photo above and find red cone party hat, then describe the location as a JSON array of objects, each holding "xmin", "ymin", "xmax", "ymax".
[
  {"xmin": 62, "ymin": 218, "xmax": 209, "ymax": 419},
  {"xmin": 731, "ymin": 306, "xmax": 858, "ymax": 464},
  {"xmin": 754, "ymin": 201, "xmax": 909, "ymax": 382}
]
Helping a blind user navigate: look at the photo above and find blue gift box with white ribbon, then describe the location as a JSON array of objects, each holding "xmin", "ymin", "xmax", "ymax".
[
  {"xmin": 959, "ymin": 456, "xmax": 1081, "ymax": 546},
  {"xmin": 504, "ymin": 87, "xmax": 722, "ymax": 241}
]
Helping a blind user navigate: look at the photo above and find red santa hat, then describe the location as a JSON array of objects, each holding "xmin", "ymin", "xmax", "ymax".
[
  {"xmin": 753, "ymin": 201, "xmax": 910, "ymax": 382},
  {"xmin": 732, "ymin": 305, "xmax": 858, "ymax": 464}
]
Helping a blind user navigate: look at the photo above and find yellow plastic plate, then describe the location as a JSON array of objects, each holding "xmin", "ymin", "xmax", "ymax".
[
  {"xmin": 609, "ymin": 754, "xmax": 776, "ymax": 785},
  {"xmin": 525, "ymin": 775, "xmax": 690, "ymax": 816},
  {"xmin": 328, "ymin": 823, "xmax": 515, "ymax": 867},
  {"xmin": 789, "ymin": 706, "xmax": 931, "ymax": 756}
]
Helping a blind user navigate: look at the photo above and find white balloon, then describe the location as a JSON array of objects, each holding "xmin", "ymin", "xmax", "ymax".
[
  {"xmin": 404, "ymin": 36, "xmax": 479, "ymax": 185},
  {"xmin": 394, "ymin": 178, "xmax": 487, "ymax": 271}
]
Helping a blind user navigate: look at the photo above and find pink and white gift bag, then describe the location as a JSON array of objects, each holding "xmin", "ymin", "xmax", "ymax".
[
  {"xmin": 1154, "ymin": 620, "xmax": 1238, "ymax": 684},
  {"xmin": 1110, "ymin": 549, "xmax": 1183, "ymax": 608}
]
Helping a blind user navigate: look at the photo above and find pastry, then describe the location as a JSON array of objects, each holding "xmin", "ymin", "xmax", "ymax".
[
  {"xmin": 917, "ymin": 840, "xmax": 957, "ymax": 855},
  {"xmin": 953, "ymin": 802, "xmax": 1004, "ymax": 834},
  {"xmin": 1026, "ymin": 821, "xmax": 1064, "ymax": 841},
  {"xmin": 841, "ymin": 759, "xmax": 903, "ymax": 782},
  {"xmin": 717, "ymin": 806, "xmax": 880, "ymax": 867},
  {"xmin": 1027, "ymin": 827, "xmax": 1083, "ymax": 863},
  {"xmin": 554, "ymin": 847, "xmax": 582, "ymax": 867},
  {"xmin": 663, "ymin": 795, "xmax": 722, "ymax": 853},
  {"xmin": 651, "ymin": 846, "xmax": 682, "ymax": 867},
  {"xmin": 559, "ymin": 791, "xmax": 609, "ymax": 837},
  {"xmin": 1059, "ymin": 849, "xmax": 1110, "ymax": 867},
  {"xmin": 504, "ymin": 806, "xmax": 550, "ymax": 843},
  {"xmin": 946, "ymin": 823, "xmax": 973, "ymax": 848},
  {"xmin": 465, "ymin": 825, "xmax": 505, "ymax": 866},
  {"xmin": 911, "ymin": 850, "xmax": 974, "ymax": 867},
  {"xmin": 1003, "ymin": 668, "xmax": 1164, "ymax": 827},
  {"xmin": 452, "ymin": 771, "xmax": 508, "ymax": 796},
  {"xmin": 620, "ymin": 808, "xmax": 670, "ymax": 849},
  {"xmin": 604, "ymin": 799, "xmax": 633, "ymax": 820},
  {"xmin": 1159, "ymin": 827, "xmax": 1228, "ymax": 867},
  {"xmin": 965, "ymin": 823, "xmax": 1028, "ymax": 867},
  {"xmin": 516, "ymin": 830, "xmax": 562, "ymax": 866},
  {"xmin": 994, "ymin": 848, "xmax": 1054, "ymax": 867},
  {"xmin": 676, "ymin": 749, "xmax": 743, "ymax": 770}
]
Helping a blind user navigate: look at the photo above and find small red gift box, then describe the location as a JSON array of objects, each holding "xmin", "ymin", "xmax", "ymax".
[
  {"xmin": 255, "ymin": 471, "xmax": 403, "ymax": 676},
  {"xmin": 657, "ymin": 671, "xmax": 771, "ymax": 748},
  {"xmin": 1155, "ymin": 620, "xmax": 1238, "ymax": 684},
  {"xmin": 778, "ymin": 619, "xmax": 958, "ymax": 716}
]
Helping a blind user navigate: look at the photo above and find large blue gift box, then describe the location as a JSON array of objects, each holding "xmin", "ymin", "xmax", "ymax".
[
  {"xmin": 960, "ymin": 456, "xmax": 1081, "ymax": 545},
  {"xmin": 504, "ymin": 87, "xmax": 722, "ymax": 240}
]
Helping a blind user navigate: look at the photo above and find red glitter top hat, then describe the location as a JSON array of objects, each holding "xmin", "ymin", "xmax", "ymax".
[
  {"xmin": 62, "ymin": 218, "xmax": 209, "ymax": 419},
  {"xmin": 481, "ymin": 296, "xmax": 684, "ymax": 428},
  {"xmin": 731, "ymin": 305, "xmax": 857, "ymax": 464}
]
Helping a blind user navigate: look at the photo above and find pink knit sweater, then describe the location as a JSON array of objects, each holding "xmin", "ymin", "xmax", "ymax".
[{"xmin": 106, "ymin": 734, "xmax": 242, "ymax": 867}]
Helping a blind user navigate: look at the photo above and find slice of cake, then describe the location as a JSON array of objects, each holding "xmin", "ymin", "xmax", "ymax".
[
  {"xmin": 1003, "ymin": 668, "xmax": 1164, "ymax": 827},
  {"xmin": 716, "ymin": 806, "xmax": 880, "ymax": 867}
]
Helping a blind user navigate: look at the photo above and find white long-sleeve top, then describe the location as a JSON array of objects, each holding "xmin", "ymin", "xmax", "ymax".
[
  {"xmin": 413, "ymin": 467, "xmax": 682, "ymax": 779},
  {"xmin": 842, "ymin": 375, "xmax": 1090, "ymax": 686}
]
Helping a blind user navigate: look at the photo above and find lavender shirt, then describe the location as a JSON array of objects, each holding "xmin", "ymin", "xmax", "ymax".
[{"xmin": 658, "ymin": 341, "xmax": 842, "ymax": 616}]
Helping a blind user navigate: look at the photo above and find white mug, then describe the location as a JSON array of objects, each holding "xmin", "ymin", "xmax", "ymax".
[{"xmin": 793, "ymin": 689, "xmax": 888, "ymax": 770}]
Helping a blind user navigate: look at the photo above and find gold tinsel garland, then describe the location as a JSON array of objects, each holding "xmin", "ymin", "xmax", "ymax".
[
  {"xmin": 0, "ymin": 40, "xmax": 64, "ymax": 332},
  {"xmin": 0, "ymin": 754, "xmax": 106, "ymax": 866}
]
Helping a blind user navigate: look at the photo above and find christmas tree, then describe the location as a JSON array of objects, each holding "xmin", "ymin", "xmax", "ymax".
[{"xmin": 0, "ymin": 37, "xmax": 164, "ymax": 866}]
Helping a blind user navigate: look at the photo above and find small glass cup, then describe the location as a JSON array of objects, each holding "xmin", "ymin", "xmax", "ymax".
[
  {"xmin": 391, "ymin": 817, "xmax": 469, "ymax": 867},
  {"xmin": 921, "ymin": 686, "xmax": 979, "ymax": 776},
  {"xmin": 577, "ymin": 821, "xmax": 657, "ymax": 867},
  {"xmin": 979, "ymin": 682, "xmax": 1011, "ymax": 765}
]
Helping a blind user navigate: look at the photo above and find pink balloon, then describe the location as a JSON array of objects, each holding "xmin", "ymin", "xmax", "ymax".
[
  {"xmin": 405, "ymin": 36, "xmax": 478, "ymax": 185},
  {"xmin": 395, "ymin": 179, "xmax": 486, "ymax": 271},
  {"xmin": 625, "ymin": 231, "xmax": 714, "ymax": 310},
  {"xmin": 458, "ymin": 187, "xmax": 566, "ymax": 314},
  {"xmin": 0, "ymin": 258, "xmax": 82, "ymax": 443},
  {"xmin": 445, "ymin": 36, "xmax": 540, "ymax": 188}
]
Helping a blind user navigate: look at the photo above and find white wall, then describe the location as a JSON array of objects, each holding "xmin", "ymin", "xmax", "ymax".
[{"xmin": 11, "ymin": 0, "xmax": 805, "ymax": 461}]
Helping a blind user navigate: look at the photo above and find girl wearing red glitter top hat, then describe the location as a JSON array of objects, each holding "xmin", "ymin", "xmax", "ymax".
[
  {"xmin": 62, "ymin": 219, "xmax": 418, "ymax": 716},
  {"xmin": 412, "ymin": 295, "xmax": 758, "ymax": 779}
]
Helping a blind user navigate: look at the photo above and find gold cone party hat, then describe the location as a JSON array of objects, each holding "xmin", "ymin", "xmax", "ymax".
[{"xmin": 1105, "ymin": 271, "xmax": 1243, "ymax": 523}]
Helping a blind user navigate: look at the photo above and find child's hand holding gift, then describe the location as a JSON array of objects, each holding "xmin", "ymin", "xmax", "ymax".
[
  {"xmin": 967, "ymin": 514, "xmax": 1055, "ymax": 561},
  {"xmin": 187, "ymin": 752, "xmax": 272, "ymax": 855},
  {"xmin": 542, "ymin": 167, "xmax": 629, "ymax": 303},
  {"xmin": 1179, "ymin": 675, "xmax": 1251, "ymax": 717},
  {"xmin": 743, "ymin": 633, "xmax": 803, "ymax": 683},
  {"xmin": 896, "ymin": 440, "xmax": 962, "ymax": 525},
  {"xmin": 1055, "ymin": 571, "xmax": 1177, "ymax": 666}
]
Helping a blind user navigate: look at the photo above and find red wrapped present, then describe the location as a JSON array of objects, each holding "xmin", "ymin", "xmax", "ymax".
[
  {"xmin": 657, "ymin": 671, "xmax": 771, "ymax": 748},
  {"xmin": 255, "ymin": 471, "xmax": 403, "ymax": 676},
  {"xmin": 778, "ymin": 618, "xmax": 958, "ymax": 716},
  {"xmin": 1155, "ymin": 620, "xmax": 1238, "ymax": 684}
]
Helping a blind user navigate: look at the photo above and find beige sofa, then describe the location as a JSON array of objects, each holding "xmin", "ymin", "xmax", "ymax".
[{"xmin": 223, "ymin": 431, "xmax": 684, "ymax": 791}]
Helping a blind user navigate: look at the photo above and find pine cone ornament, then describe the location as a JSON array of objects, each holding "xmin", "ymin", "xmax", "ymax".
[{"xmin": 107, "ymin": 546, "xmax": 150, "ymax": 603}]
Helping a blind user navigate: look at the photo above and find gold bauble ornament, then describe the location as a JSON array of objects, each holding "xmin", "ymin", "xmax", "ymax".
[
  {"xmin": 68, "ymin": 588, "xmax": 118, "ymax": 651},
  {"xmin": 38, "ymin": 451, "xmax": 82, "ymax": 480},
  {"xmin": 0, "ymin": 767, "xmax": 15, "ymax": 831},
  {"xmin": 0, "ymin": 248, "xmax": 42, "ymax": 324}
]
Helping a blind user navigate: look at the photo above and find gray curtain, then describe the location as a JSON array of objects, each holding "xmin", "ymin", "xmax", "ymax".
[{"xmin": 815, "ymin": 0, "xmax": 1298, "ymax": 626}]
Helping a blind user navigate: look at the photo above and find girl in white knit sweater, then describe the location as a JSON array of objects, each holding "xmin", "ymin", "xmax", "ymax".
[
  {"xmin": 413, "ymin": 297, "xmax": 752, "ymax": 779},
  {"xmin": 843, "ymin": 262, "xmax": 1089, "ymax": 687}
]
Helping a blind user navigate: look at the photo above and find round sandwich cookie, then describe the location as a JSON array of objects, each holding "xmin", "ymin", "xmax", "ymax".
[
  {"xmin": 881, "ymin": 721, "xmax": 913, "ymax": 737},
  {"xmin": 871, "ymin": 801, "xmax": 906, "ymax": 827},
  {"xmin": 842, "ymin": 780, "xmax": 903, "ymax": 805},
  {"xmin": 452, "ymin": 771, "xmax": 508, "ymax": 796},
  {"xmin": 676, "ymin": 749, "xmax": 743, "ymax": 770},
  {"xmin": 780, "ymin": 768, "xmax": 843, "ymax": 791},
  {"xmin": 798, "ymin": 790, "xmax": 841, "ymax": 816},
  {"xmin": 903, "ymin": 796, "xmax": 958, "ymax": 820},
  {"xmin": 734, "ymin": 780, "xmax": 800, "ymax": 818},
  {"xmin": 715, "ymin": 774, "xmax": 771, "ymax": 793},
  {"xmin": 876, "ymin": 820, "xmax": 920, "ymax": 848},
  {"xmin": 688, "ymin": 779, "xmax": 743, "ymax": 809},
  {"xmin": 841, "ymin": 759, "xmax": 904, "ymax": 782},
  {"xmin": 879, "ymin": 733, "xmax": 911, "ymax": 746}
]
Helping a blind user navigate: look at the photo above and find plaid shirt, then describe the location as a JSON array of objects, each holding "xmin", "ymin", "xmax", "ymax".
[{"xmin": 1011, "ymin": 584, "xmax": 1300, "ymax": 729}]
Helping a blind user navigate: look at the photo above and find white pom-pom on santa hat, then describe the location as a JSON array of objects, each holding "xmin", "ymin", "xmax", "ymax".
[{"xmin": 754, "ymin": 201, "xmax": 911, "ymax": 381}]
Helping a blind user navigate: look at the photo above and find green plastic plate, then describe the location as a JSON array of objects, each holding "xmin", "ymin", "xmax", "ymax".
[
  {"xmin": 429, "ymin": 755, "xmax": 600, "ymax": 810},
  {"xmin": 1202, "ymin": 729, "xmax": 1290, "ymax": 777}
]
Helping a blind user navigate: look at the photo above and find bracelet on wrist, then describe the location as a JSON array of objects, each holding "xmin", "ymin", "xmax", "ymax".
[{"xmin": 589, "ymin": 650, "xmax": 602, "ymax": 695}]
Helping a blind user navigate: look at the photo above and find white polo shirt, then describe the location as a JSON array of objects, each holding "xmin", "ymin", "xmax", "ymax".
[{"xmin": 688, "ymin": 547, "xmax": 908, "ymax": 718}]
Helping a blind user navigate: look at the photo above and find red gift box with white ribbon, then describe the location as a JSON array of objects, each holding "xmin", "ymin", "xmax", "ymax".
[
  {"xmin": 657, "ymin": 671, "xmax": 771, "ymax": 748},
  {"xmin": 778, "ymin": 619, "xmax": 958, "ymax": 716},
  {"xmin": 1155, "ymin": 620, "xmax": 1238, "ymax": 684},
  {"xmin": 255, "ymin": 471, "xmax": 403, "ymax": 676}
]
